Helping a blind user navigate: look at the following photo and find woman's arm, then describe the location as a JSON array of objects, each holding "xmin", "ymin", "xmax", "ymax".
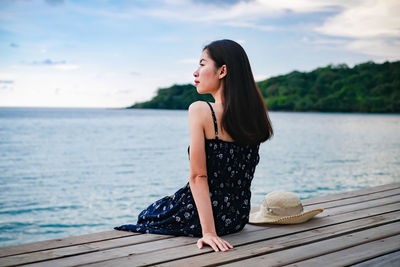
[{"xmin": 188, "ymin": 101, "xmax": 233, "ymax": 252}]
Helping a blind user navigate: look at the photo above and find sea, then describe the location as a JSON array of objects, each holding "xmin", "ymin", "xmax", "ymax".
[{"xmin": 0, "ymin": 107, "xmax": 399, "ymax": 247}]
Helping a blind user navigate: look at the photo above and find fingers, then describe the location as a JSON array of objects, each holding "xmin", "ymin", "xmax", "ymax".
[
  {"xmin": 197, "ymin": 237, "xmax": 234, "ymax": 252},
  {"xmin": 211, "ymin": 242, "xmax": 220, "ymax": 252},
  {"xmin": 214, "ymin": 238, "xmax": 228, "ymax": 251},
  {"xmin": 197, "ymin": 239, "xmax": 203, "ymax": 249},
  {"xmin": 197, "ymin": 237, "xmax": 219, "ymax": 252},
  {"xmin": 214, "ymin": 237, "xmax": 234, "ymax": 252}
]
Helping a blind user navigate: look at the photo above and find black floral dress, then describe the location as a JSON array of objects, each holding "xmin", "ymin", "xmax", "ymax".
[{"xmin": 114, "ymin": 101, "xmax": 260, "ymax": 237}]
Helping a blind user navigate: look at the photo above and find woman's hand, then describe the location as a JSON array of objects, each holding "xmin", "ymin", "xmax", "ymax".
[{"xmin": 197, "ymin": 232, "xmax": 234, "ymax": 252}]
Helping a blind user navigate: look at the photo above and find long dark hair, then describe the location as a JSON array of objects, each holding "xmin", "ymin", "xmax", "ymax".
[{"xmin": 203, "ymin": 39, "xmax": 273, "ymax": 144}]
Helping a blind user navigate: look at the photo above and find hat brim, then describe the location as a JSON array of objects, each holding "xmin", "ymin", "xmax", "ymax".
[{"xmin": 248, "ymin": 208, "xmax": 324, "ymax": 225}]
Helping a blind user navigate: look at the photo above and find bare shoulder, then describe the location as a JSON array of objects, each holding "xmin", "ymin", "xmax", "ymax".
[
  {"xmin": 188, "ymin": 101, "xmax": 210, "ymax": 127},
  {"xmin": 188, "ymin": 101, "xmax": 209, "ymax": 115}
]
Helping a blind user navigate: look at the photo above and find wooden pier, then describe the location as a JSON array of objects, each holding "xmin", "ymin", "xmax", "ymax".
[{"xmin": 1, "ymin": 182, "xmax": 399, "ymax": 266}]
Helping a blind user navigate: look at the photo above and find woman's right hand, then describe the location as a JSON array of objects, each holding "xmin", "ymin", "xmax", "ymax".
[{"xmin": 197, "ymin": 232, "xmax": 234, "ymax": 252}]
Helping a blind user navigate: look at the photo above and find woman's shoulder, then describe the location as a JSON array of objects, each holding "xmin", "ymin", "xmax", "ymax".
[
  {"xmin": 188, "ymin": 101, "xmax": 210, "ymax": 115},
  {"xmin": 188, "ymin": 101, "xmax": 213, "ymax": 128}
]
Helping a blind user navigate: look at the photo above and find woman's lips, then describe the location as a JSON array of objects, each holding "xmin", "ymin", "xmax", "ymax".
[{"xmin": 194, "ymin": 80, "xmax": 200, "ymax": 86}]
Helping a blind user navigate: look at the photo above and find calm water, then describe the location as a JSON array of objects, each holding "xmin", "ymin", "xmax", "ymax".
[{"xmin": 0, "ymin": 107, "xmax": 399, "ymax": 247}]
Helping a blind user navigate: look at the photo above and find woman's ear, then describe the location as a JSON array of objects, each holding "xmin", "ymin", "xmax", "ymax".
[{"xmin": 218, "ymin": 65, "xmax": 227, "ymax": 79}]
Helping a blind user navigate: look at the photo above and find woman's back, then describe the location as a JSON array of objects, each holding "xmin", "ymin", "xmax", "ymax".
[
  {"xmin": 205, "ymin": 138, "xmax": 260, "ymax": 234},
  {"xmin": 203, "ymin": 102, "xmax": 234, "ymax": 142},
  {"xmin": 202, "ymin": 101, "xmax": 260, "ymax": 235}
]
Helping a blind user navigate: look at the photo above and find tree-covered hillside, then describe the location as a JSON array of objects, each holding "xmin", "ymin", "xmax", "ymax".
[
  {"xmin": 130, "ymin": 84, "xmax": 213, "ymax": 109},
  {"xmin": 128, "ymin": 60, "xmax": 400, "ymax": 113}
]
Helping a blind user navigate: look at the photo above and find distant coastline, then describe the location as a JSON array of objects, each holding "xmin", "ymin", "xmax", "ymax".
[{"xmin": 127, "ymin": 60, "xmax": 400, "ymax": 113}]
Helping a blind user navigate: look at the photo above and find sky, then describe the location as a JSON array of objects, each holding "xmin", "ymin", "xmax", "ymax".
[{"xmin": 0, "ymin": 0, "xmax": 399, "ymax": 108}]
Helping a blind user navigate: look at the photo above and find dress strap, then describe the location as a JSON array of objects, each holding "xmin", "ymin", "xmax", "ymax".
[{"xmin": 206, "ymin": 101, "xmax": 219, "ymax": 140}]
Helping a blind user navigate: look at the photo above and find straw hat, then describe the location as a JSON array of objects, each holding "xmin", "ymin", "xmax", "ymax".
[{"xmin": 249, "ymin": 191, "xmax": 324, "ymax": 224}]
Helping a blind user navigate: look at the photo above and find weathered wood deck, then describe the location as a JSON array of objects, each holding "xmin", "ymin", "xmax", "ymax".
[{"xmin": 1, "ymin": 182, "xmax": 399, "ymax": 267}]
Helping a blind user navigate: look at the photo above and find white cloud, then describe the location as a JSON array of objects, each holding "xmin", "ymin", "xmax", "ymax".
[
  {"xmin": 316, "ymin": 0, "xmax": 400, "ymax": 38},
  {"xmin": 145, "ymin": 0, "xmax": 341, "ymax": 26},
  {"xmin": 257, "ymin": 0, "xmax": 342, "ymax": 13},
  {"xmin": 0, "ymin": 72, "xmax": 16, "ymax": 80},
  {"xmin": 0, "ymin": 80, "xmax": 14, "ymax": 84},
  {"xmin": 22, "ymin": 59, "xmax": 80, "ymax": 71},
  {"xmin": 130, "ymin": 71, "xmax": 140, "ymax": 76},
  {"xmin": 116, "ymin": 89, "xmax": 135, "ymax": 95},
  {"xmin": 53, "ymin": 64, "xmax": 79, "ymax": 70},
  {"xmin": 254, "ymin": 73, "xmax": 269, "ymax": 81},
  {"xmin": 315, "ymin": 0, "xmax": 400, "ymax": 58},
  {"xmin": 223, "ymin": 21, "xmax": 277, "ymax": 32},
  {"xmin": 152, "ymin": 0, "xmax": 399, "ymax": 59},
  {"xmin": 301, "ymin": 36, "xmax": 347, "ymax": 46},
  {"xmin": 346, "ymin": 39, "xmax": 400, "ymax": 60}
]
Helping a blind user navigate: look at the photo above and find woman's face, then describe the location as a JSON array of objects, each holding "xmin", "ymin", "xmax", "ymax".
[{"xmin": 193, "ymin": 49, "xmax": 222, "ymax": 95}]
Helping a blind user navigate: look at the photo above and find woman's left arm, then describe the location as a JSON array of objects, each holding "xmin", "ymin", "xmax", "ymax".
[{"xmin": 188, "ymin": 102, "xmax": 233, "ymax": 252}]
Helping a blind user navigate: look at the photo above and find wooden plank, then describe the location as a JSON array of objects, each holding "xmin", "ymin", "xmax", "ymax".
[
  {"xmin": 284, "ymin": 235, "xmax": 400, "ymax": 267},
  {"xmin": 220, "ymin": 221, "xmax": 400, "ymax": 267},
  {"xmin": 79, "ymin": 208, "xmax": 400, "ymax": 266},
  {"xmin": 351, "ymin": 250, "xmax": 400, "ymax": 267},
  {"xmin": 302, "ymin": 182, "xmax": 400, "ymax": 205},
  {"xmin": 0, "ymin": 230, "xmax": 136, "ymax": 258},
  {"xmin": 157, "ymin": 211, "xmax": 400, "ymax": 267},
  {"xmin": 316, "ymin": 194, "xmax": 400, "ymax": 217},
  {"xmin": 303, "ymin": 185, "xmax": 400, "ymax": 206},
  {"xmin": 305, "ymin": 189, "xmax": 400, "ymax": 211},
  {"xmin": 0, "ymin": 233, "xmax": 175, "ymax": 266},
  {"xmin": 11, "ymin": 201, "xmax": 400, "ymax": 266},
  {"xmin": 18, "ymin": 236, "xmax": 198, "ymax": 267}
]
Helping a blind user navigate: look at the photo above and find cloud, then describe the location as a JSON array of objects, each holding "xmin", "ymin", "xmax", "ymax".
[
  {"xmin": 301, "ymin": 36, "xmax": 347, "ymax": 46},
  {"xmin": 223, "ymin": 21, "xmax": 277, "ymax": 32},
  {"xmin": 346, "ymin": 38, "xmax": 400, "ymax": 60},
  {"xmin": 10, "ymin": 43, "xmax": 18, "ymax": 48},
  {"xmin": 0, "ymin": 80, "xmax": 14, "ymax": 84},
  {"xmin": 31, "ymin": 59, "xmax": 67, "ymax": 65},
  {"xmin": 0, "ymin": 85, "xmax": 14, "ymax": 91},
  {"xmin": 254, "ymin": 73, "xmax": 269, "ymax": 81},
  {"xmin": 150, "ymin": 1, "xmax": 398, "ymax": 59},
  {"xmin": 316, "ymin": 0, "xmax": 400, "ymax": 39},
  {"xmin": 53, "ymin": 64, "xmax": 79, "ymax": 70},
  {"xmin": 45, "ymin": 0, "xmax": 64, "ymax": 6},
  {"xmin": 130, "ymin": 71, "xmax": 140, "ymax": 76},
  {"xmin": 116, "ymin": 89, "xmax": 135, "ymax": 95},
  {"xmin": 192, "ymin": 0, "xmax": 251, "ymax": 6},
  {"xmin": 150, "ymin": 0, "xmax": 341, "ymax": 23},
  {"xmin": 26, "ymin": 59, "xmax": 79, "ymax": 70},
  {"xmin": 315, "ymin": 0, "xmax": 400, "ymax": 58},
  {"xmin": 0, "ymin": 80, "xmax": 14, "ymax": 91}
]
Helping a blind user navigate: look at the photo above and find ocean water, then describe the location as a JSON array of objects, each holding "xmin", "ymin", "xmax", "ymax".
[{"xmin": 0, "ymin": 107, "xmax": 399, "ymax": 247}]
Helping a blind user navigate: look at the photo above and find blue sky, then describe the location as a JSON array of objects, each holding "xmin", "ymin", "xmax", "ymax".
[{"xmin": 1, "ymin": 0, "xmax": 399, "ymax": 108}]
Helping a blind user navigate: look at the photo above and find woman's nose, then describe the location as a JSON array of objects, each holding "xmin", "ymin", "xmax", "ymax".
[{"xmin": 193, "ymin": 71, "xmax": 198, "ymax": 77}]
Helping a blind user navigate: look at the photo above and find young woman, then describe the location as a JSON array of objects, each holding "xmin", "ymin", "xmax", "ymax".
[{"xmin": 115, "ymin": 39, "xmax": 273, "ymax": 252}]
